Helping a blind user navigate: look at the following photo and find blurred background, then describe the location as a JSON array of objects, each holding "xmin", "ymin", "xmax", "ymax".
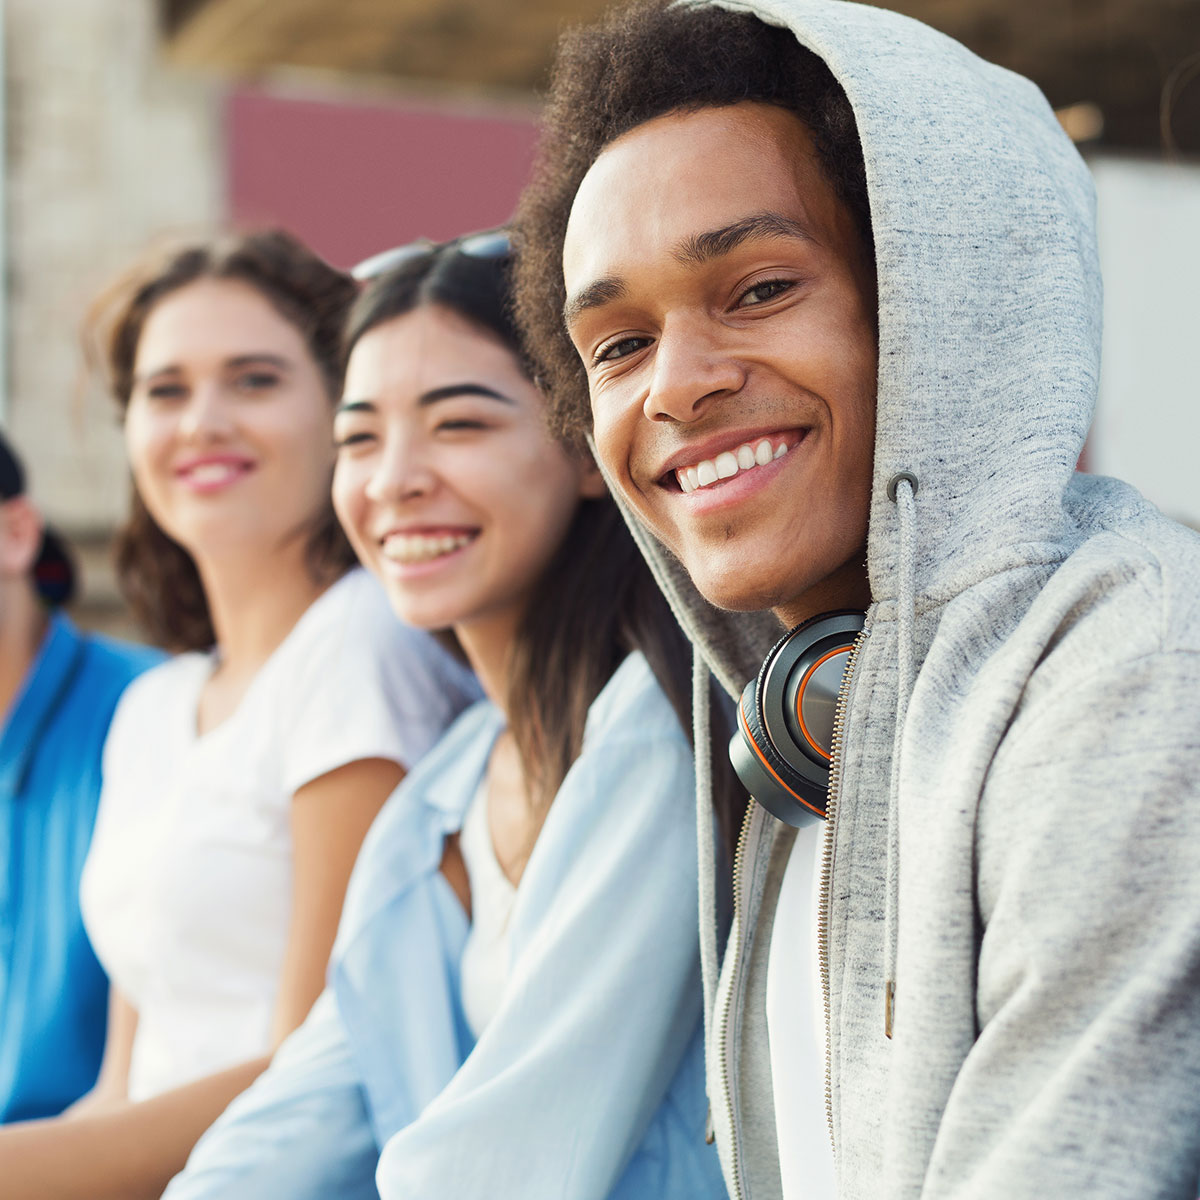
[{"xmin": 2, "ymin": 0, "xmax": 1197, "ymax": 635}]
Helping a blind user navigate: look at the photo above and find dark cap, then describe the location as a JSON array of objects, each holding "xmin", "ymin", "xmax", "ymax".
[{"xmin": 0, "ymin": 431, "xmax": 77, "ymax": 607}]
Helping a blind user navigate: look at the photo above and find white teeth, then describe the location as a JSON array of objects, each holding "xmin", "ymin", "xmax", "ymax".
[
  {"xmin": 188, "ymin": 463, "xmax": 239, "ymax": 485},
  {"xmin": 382, "ymin": 532, "xmax": 473, "ymax": 564},
  {"xmin": 676, "ymin": 437, "xmax": 795, "ymax": 494},
  {"xmin": 715, "ymin": 451, "xmax": 739, "ymax": 479}
]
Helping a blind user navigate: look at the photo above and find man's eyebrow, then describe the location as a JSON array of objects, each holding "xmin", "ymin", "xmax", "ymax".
[
  {"xmin": 417, "ymin": 383, "xmax": 514, "ymax": 407},
  {"xmin": 562, "ymin": 212, "xmax": 813, "ymax": 329},
  {"xmin": 673, "ymin": 212, "xmax": 815, "ymax": 267},
  {"xmin": 563, "ymin": 277, "xmax": 629, "ymax": 329}
]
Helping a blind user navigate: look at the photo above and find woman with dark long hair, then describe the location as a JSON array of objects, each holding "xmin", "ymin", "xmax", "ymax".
[
  {"xmin": 0, "ymin": 231, "xmax": 476, "ymax": 1198},
  {"xmin": 163, "ymin": 232, "xmax": 738, "ymax": 1199}
]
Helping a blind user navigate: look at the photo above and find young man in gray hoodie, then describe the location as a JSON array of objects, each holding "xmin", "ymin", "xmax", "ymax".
[{"xmin": 513, "ymin": 1, "xmax": 1200, "ymax": 1197}]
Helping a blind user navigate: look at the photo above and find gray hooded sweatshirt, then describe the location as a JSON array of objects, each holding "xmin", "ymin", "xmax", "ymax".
[{"xmin": 611, "ymin": 1, "xmax": 1200, "ymax": 1197}]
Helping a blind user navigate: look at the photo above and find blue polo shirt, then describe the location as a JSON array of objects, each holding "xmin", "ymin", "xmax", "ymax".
[{"xmin": 0, "ymin": 612, "xmax": 160, "ymax": 1122}]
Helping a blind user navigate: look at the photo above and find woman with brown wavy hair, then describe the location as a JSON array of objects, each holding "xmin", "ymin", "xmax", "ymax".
[{"xmin": 0, "ymin": 231, "xmax": 477, "ymax": 1198}]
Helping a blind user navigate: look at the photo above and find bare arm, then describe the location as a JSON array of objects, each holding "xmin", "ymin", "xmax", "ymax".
[
  {"xmin": 0, "ymin": 757, "xmax": 401, "ymax": 1199},
  {"xmin": 0, "ymin": 1056, "xmax": 270, "ymax": 1200},
  {"xmin": 270, "ymin": 757, "xmax": 404, "ymax": 1042}
]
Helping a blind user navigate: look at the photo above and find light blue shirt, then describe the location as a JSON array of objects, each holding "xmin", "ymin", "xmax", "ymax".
[
  {"xmin": 0, "ymin": 613, "xmax": 160, "ymax": 1121},
  {"xmin": 166, "ymin": 652, "xmax": 724, "ymax": 1199}
]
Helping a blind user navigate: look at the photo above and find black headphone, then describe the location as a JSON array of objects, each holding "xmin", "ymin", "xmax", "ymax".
[{"xmin": 728, "ymin": 610, "xmax": 866, "ymax": 827}]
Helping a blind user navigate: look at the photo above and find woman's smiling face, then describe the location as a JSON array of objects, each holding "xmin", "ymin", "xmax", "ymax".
[
  {"xmin": 332, "ymin": 304, "xmax": 596, "ymax": 640},
  {"xmin": 124, "ymin": 277, "xmax": 336, "ymax": 564}
]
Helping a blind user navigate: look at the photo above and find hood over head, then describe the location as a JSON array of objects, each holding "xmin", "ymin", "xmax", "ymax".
[{"xmin": 609, "ymin": 0, "xmax": 1101, "ymax": 696}]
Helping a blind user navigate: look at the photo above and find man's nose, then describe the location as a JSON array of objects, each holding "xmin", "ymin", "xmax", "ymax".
[{"xmin": 643, "ymin": 317, "xmax": 746, "ymax": 424}]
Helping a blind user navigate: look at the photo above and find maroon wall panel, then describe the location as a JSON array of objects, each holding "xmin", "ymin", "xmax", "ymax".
[{"xmin": 227, "ymin": 87, "xmax": 540, "ymax": 270}]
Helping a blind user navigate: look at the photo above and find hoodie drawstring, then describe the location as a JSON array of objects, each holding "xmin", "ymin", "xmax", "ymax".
[
  {"xmin": 885, "ymin": 471, "xmax": 919, "ymax": 1038},
  {"xmin": 692, "ymin": 647, "xmax": 720, "ymax": 1053}
]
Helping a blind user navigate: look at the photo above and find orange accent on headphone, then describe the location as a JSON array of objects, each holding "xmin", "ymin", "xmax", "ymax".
[
  {"xmin": 737, "ymin": 702, "xmax": 827, "ymax": 820},
  {"xmin": 794, "ymin": 646, "xmax": 845, "ymax": 762}
]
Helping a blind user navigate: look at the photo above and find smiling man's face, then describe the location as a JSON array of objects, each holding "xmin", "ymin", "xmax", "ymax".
[{"xmin": 563, "ymin": 102, "xmax": 878, "ymax": 627}]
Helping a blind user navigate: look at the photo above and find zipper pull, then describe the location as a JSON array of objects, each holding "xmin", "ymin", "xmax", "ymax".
[
  {"xmin": 885, "ymin": 980, "xmax": 896, "ymax": 1039},
  {"xmin": 705, "ymin": 1102, "xmax": 715, "ymax": 1145}
]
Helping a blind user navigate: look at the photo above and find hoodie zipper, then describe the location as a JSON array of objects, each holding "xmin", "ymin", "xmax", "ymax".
[
  {"xmin": 818, "ymin": 627, "xmax": 868, "ymax": 1152},
  {"xmin": 715, "ymin": 798, "xmax": 758, "ymax": 1200},
  {"xmin": 716, "ymin": 625, "xmax": 868, "ymax": 1197}
]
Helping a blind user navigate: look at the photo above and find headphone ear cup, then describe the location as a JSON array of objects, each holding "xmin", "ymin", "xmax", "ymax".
[
  {"xmin": 730, "ymin": 674, "xmax": 829, "ymax": 826},
  {"xmin": 728, "ymin": 610, "xmax": 865, "ymax": 828}
]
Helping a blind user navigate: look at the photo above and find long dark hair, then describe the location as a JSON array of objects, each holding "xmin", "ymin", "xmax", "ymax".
[
  {"xmin": 345, "ymin": 239, "xmax": 745, "ymax": 844},
  {"xmin": 86, "ymin": 230, "xmax": 359, "ymax": 651}
]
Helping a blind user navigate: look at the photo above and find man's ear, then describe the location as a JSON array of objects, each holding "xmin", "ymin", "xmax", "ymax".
[
  {"xmin": 0, "ymin": 497, "xmax": 44, "ymax": 578},
  {"xmin": 577, "ymin": 457, "xmax": 610, "ymax": 500}
]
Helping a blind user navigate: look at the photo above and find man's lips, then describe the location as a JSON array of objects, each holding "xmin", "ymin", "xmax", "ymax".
[{"xmin": 655, "ymin": 428, "xmax": 809, "ymax": 493}]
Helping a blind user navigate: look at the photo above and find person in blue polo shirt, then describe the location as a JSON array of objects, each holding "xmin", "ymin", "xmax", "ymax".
[{"xmin": 0, "ymin": 431, "xmax": 160, "ymax": 1122}]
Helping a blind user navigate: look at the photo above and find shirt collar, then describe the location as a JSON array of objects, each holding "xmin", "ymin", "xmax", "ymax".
[
  {"xmin": 408, "ymin": 700, "xmax": 506, "ymax": 822},
  {"xmin": 0, "ymin": 612, "xmax": 85, "ymax": 798}
]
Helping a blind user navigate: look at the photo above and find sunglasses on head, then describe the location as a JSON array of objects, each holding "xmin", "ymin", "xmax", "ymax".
[{"xmin": 351, "ymin": 228, "xmax": 511, "ymax": 283}]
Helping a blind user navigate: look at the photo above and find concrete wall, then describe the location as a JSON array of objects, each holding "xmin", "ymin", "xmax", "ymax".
[
  {"xmin": 4, "ymin": 0, "xmax": 221, "ymax": 529},
  {"xmin": 1089, "ymin": 156, "xmax": 1200, "ymax": 529},
  {"xmin": 3, "ymin": 0, "xmax": 222, "ymax": 631}
]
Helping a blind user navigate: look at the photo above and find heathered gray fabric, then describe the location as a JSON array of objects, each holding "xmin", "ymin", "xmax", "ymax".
[{"xmin": 610, "ymin": 1, "xmax": 1200, "ymax": 1197}]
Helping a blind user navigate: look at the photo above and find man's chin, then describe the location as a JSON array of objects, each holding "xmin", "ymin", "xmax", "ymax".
[{"xmin": 686, "ymin": 569, "xmax": 797, "ymax": 617}]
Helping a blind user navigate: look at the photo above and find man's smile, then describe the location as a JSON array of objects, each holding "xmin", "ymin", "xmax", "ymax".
[{"xmin": 656, "ymin": 428, "xmax": 809, "ymax": 494}]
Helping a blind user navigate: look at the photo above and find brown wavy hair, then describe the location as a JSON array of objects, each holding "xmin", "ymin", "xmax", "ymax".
[
  {"xmin": 512, "ymin": 0, "xmax": 872, "ymax": 451},
  {"xmin": 87, "ymin": 230, "xmax": 359, "ymax": 651}
]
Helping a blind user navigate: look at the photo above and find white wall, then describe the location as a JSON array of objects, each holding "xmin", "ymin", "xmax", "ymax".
[{"xmin": 1090, "ymin": 156, "xmax": 1200, "ymax": 529}]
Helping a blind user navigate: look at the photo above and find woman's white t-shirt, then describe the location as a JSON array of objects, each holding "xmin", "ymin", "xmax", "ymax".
[
  {"xmin": 458, "ymin": 779, "xmax": 517, "ymax": 1038},
  {"xmin": 80, "ymin": 568, "xmax": 478, "ymax": 1101}
]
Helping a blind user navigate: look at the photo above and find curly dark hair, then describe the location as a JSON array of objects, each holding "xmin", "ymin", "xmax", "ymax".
[
  {"xmin": 512, "ymin": 0, "xmax": 873, "ymax": 450},
  {"xmin": 86, "ymin": 230, "xmax": 359, "ymax": 651}
]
